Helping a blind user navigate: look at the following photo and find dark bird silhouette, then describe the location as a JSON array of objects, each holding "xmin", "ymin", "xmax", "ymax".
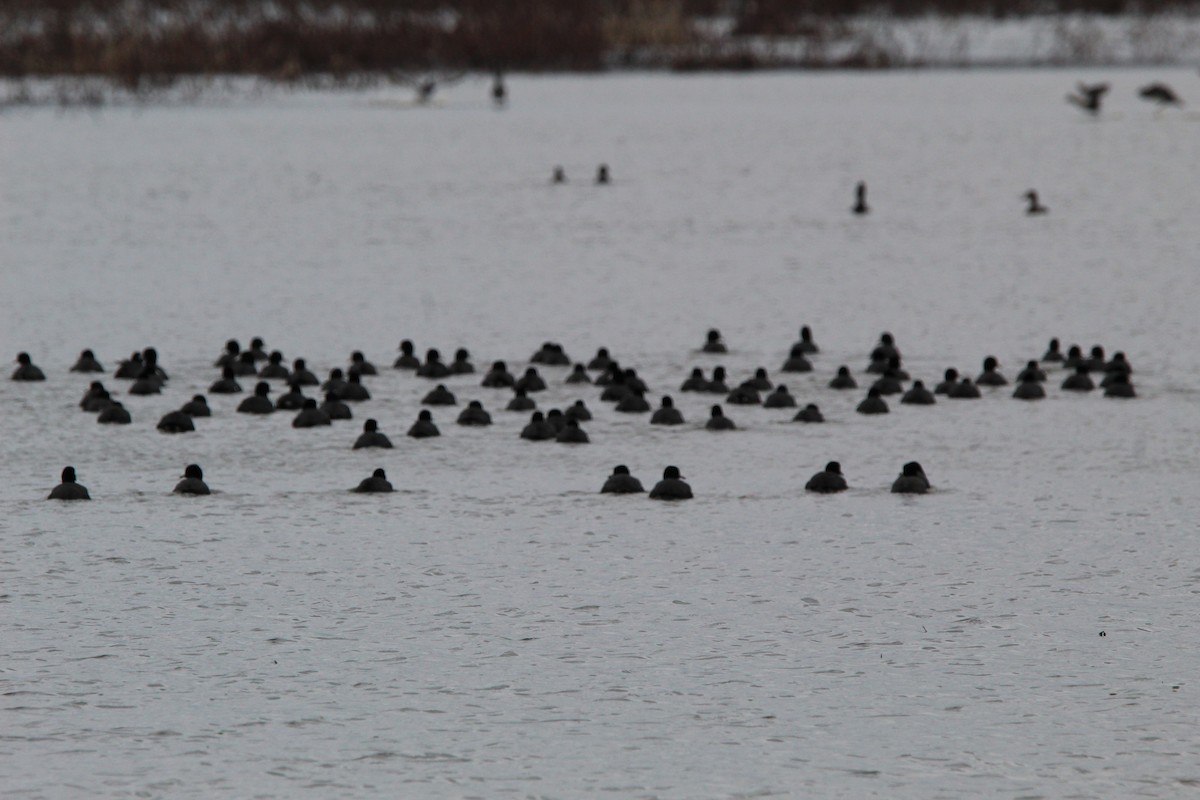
[
  {"xmin": 492, "ymin": 72, "xmax": 506, "ymax": 106},
  {"xmin": 1066, "ymin": 82, "xmax": 1108, "ymax": 115},
  {"xmin": 852, "ymin": 182, "xmax": 869, "ymax": 215},
  {"xmin": 1024, "ymin": 190, "xmax": 1047, "ymax": 216},
  {"xmin": 1139, "ymin": 83, "xmax": 1181, "ymax": 106}
]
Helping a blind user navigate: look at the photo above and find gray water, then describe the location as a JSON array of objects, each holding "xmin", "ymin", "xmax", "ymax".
[{"xmin": 3, "ymin": 70, "xmax": 1200, "ymax": 798}]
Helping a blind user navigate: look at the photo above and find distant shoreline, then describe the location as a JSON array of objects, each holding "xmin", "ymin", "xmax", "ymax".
[{"xmin": 3, "ymin": 4, "xmax": 1199, "ymax": 104}]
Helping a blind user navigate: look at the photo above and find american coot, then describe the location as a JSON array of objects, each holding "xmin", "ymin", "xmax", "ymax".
[
  {"xmin": 805, "ymin": 462, "xmax": 847, "ymax": 494},
  {"xmin": 649, "ymin": 466, "xmax": 693, "ymax": 500},
  {"xmin": 48, "ymin": 466, "xmax": 90, "ymax": 500},
  {"xmin": 174, "ymin": 464, "xmax": 211, "ymax": 495},
  {"xmin": 601, "ymin": 465, "xmax": 645, "ymax": 494}
]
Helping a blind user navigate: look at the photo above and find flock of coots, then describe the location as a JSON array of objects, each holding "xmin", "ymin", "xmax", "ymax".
[{"xmin": 20, "ymin": 326, "xmax": 1135, "ymax": 502}]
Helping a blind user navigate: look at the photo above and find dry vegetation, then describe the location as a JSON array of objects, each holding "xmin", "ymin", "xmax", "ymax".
[{"xmin": 1, "ymin": 0, "xmax": 1197, "ymax": 94}]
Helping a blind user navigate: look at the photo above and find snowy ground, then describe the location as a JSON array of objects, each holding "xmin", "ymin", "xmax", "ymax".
[{"xmin": 3, "ymin": 70, "xmax": 1200, "ymax": 798}]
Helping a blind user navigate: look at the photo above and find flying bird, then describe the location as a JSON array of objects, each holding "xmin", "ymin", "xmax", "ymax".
[
  {"xmin": 1066, "ymin": 82, "xmax": 1109, "ymax": 115},
  {"xmin": 1138, "ymin": 83, "xmax": 1182, "ymax": 106}
]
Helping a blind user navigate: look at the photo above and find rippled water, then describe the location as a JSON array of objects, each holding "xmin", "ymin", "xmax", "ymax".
[{"xmin": 4, "ymin": 70, "xmax": 1200, "ymax": 799}]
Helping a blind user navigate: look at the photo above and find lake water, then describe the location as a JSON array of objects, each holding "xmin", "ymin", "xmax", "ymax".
[{"xmin": 3, "ymin": 69, "xmax": 1200, "ymax": 799}]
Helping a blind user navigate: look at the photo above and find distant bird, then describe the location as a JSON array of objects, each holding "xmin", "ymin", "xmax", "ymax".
[
  {"xmin": 552, "ymin": 166, "xmax": 566, "ymax": 184},
  {"xmin": 852, "ymin": 181, "xmax": 869, "ymax": 215},
  {"xmin": 416, "ymin": 80, "xmax": 436, "ymax": 104},
  {"xmin": 1066, "ymin": 82, "xmax": 1108, "ymax": 115},
  {"xmin": 492, "ymin": 72, "xmax": 506, "ymax": 106},
  {"xmin": 1024, "ymin": 190, "xmax": 1047, "ymax": 215},
  {"xmin": 596, "ymin": 164, "xmax": 610, "ymax": 185},
  {"xmin": 1139, "ymin": 83, "xmax": 1181, "ymax": 107}
]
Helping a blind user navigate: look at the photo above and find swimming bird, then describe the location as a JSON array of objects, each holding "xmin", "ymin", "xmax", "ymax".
[
  {"xmin": 853, "ymin": 182, "xmax": 869, "ymax": 215},
  {"xmin": 1061, "ymin": 365, "xmax": 1095, "ymax": 391},
  {"xmin": 565, "ymin": 364, "xmax": 592, "ymax": 384},
  {"xmin": 97, "ymin": 401, "xmax": 131, "ymax": 424},
  {"xmin": 418, "ymin": 349, "xmax": 450, "ymax": 379},
  {"xmin": 725, "ymin": 383, "xmax": 761, "ymax": 405},
  {"xmin": 565, "ymin": 399, "xmax": 592, "ymax": 422},
  {"xmin": 514, "ymin": 367, "xmax": 547, "ymax": 393},
  {"xmin": 48, "ymin": 466, "xmax": 90, "ymax": 500},
  {"xmin": 705, "ymin": 366, "xmax": 730, "ymax": 394},
  {"xmin": 292, "ymin": 398, "xmax": 332, "ymax": 428},
  {"xmin": 354, "ymin": 468, "xmax": 394, "ymax": 493},
  {"xmin": 482, "ymin": 360, "xmax": 516, "ymax": 388},
  {"xmin": 1042, "ymin": 338, "xmax": 1064, "ymax": 362},
  {"xmin": 596, "ymin": 164, "xmax": 610, "ymax": 185},
  {"xmin": 394, "ymin": 340, "xmax": 420, "ymax": 370},
  {"xmin": 157, "ymin": 409, "xmax": 195, "ymax": 433},
  {"xmin": 180, "ymin": 395, "xmax": 211, "ymax": 417},
  {"xmin": 338, "ymin": 373, "xmax": 372, "ymax": 401},
  {"xmin": 214, "ymin": 339, "xmax": 240, "ymax": 368},
  {"xmin": 1025, "ymin": 190, "xmax": 1048, "ymax": 215},
  {"xmin": 321, "ymin": 368, "xmax": 347, "ymax": 396},
  {"xmin": 530, "ymin": 342, "xmax": 571, "ymax": 365},
  {"xmin": 949, "ymin": 378, "xmax": 981, "ymax": 399},
  {"xmin": 291, "ymin": 358, "xmax": 319, "ymax": 385},
  {"xmin": 114, "ymin": 351, "xmax": 143, "ymax": 379},
  {"xmin": 867, "ymin": 333, "xmax": 899, "ymax": 373},
  {"xmin": 353, "ymin": 419, "xmax": 394, "ymax": 449},
  {"xmin": 650, "ymin": 395, "xmax": 685, "ymax": 425},
  {"xmin": 71, "ymin": 349, "xmax": 104, "ymax": 373},
  {"xmin": 601, "ymin": 465, "xmax": 645, "ymax": 494},
  {"xmin": 320, "ymin": 392, "xmax": 352, "ymax": 420},
  {"xmin": 450, "ymin": 348, "xmax": 475, "ymax": 375},
  {"xmin": 701, "ymin": 329, "xmax": 727, "ymax": 354},
  {"xmin": 1012, "ymin": 375, "xmax": 1046, "ymax": 400},
  {"xmin": 680, "ymin": 368, "xmax": 708, "ymax": 392},
  {"xmin": 856, "ymin": 387, "xmax": 889, "ymax": 415},
  {"xmin": 805, "ymin": 462, "xmax": 848, "ymax": 493},
  {"xmin": 587, "ymin": 348, "xmax": 613, "ymax": 370},
  {"xmin": 348, "ymin": 350, "xmax": 376, "ymax": 377},
  {"xmin": 79, "ymin": 381, "xmax": 113, "ymax": 412},
  {"xmin": 1015, "ymin": 360, "xmax": 1047, "ymax": 383},
  {"xmin": 506, "ymin": 388, "xmax": 536, "ymax": 411},
  {"xmin": 258, "ymin": 351, "xmax": 290, "ymax": 380},
  {"xmin": 456, "ymin": 400, "xmax": 493, "ymax": 426},
  {"xmin": 706, "ymin": 405, "xmax": 736, "ymax": 430},
  {"xmin": 763, "ymin": 385, "xmax": 797, "ymax": 408},
  {"xmin": 274, "ymin": 381, "xmax": 308, "ymax": 410},
  {"xmin": 407, "ymin": 409, "xmax": 440, "ymax": 438},
  {"xmin": 1066, "ymin": 82, "xmax": 1108, "ymax": 114},
  {"xmin": 520, "ymin": 411, "xmax": 556, "ymax": 441},
  {"xmin": 233, "ymin": 351, "xmax": 258, "ymax": 376},
  {"xmin": 247, "ymin": 338, "xmax": 268, "ymax": 362},
  {"xmin": 209, "ymin": 366, "xmax": 242, "ymax": 394},
  {"xmin": 976, "ymin": 356, "xmax": 1008, "ymax": 386},
  {"xmin": 237, "ymin": 381, "xmax": 275, "ymax": 414},
  {"xmin": 422, "ymin": 384, "xmax": 457, "ymax": 406},
  {"xmin": 615, "ymin": 389, "xmax": 651, "ymax": 413},
  {"xmin": 931, "ymin": 367, "xmax": 960, "ymax": 395},
  {"xmin": 492, "ymin": 72, "xmax": 506, "ymax": 106},
  {"xmin": 552, "ymin": 166, "xmax": 566, "ymax": 184},
  {"xmin": 649, "ymin": 466, "xmax": 692, "ymax": 500},
  {"xmin": 1103, "ymin": 373, "xmax": 1136, "ymax": 398},
  {"xmin": 891, "ymin": 462, "xmax": 930, "ymax": 494},
  {"xmin": 828, "ymin": 366, "xmax": 857, "ymax": 390},
  {"xmin": 793, "ymin": 403, "xmax": 824, "ymax": 422},
  {"xmin": 12, "ymin": 352, "xmax": 45, "ymax": 381},
  {"xmin": 174, "ymin": 464, "xmax": 211, "ymax": 495},
  {"xmin": 900, "ymin": 380, "xmax": 936, "ymax": 405},
  {"xmin": 555, "ymin": 418, "xmax": 589, "ymax": 443},
  {"xmin": 793, "ymin": 325, "xmax": 819, "ymax": 354}
]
